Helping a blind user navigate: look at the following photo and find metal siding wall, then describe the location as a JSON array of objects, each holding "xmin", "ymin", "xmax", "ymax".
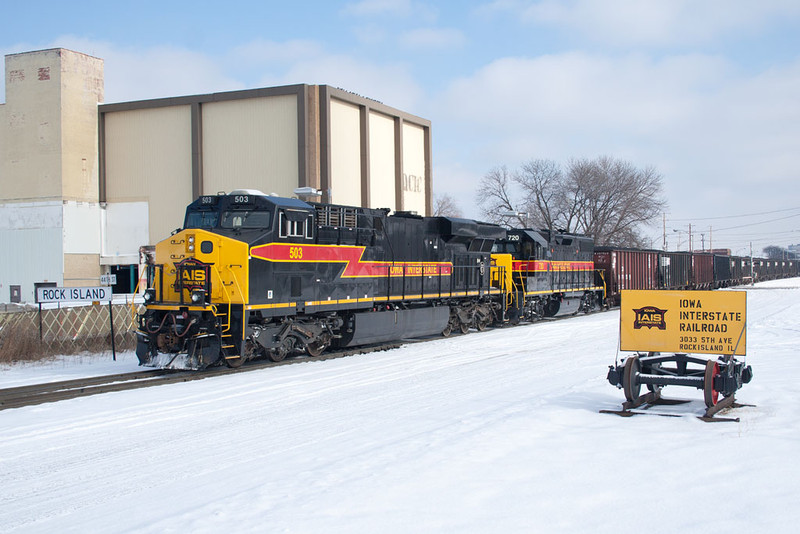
[
  {"xmin": 368, "ymin": 111, "xmax": 396, "ymax": 210},
  {"xmin": 329, "ymin": 99, "xmax": 361, "ymax": 206},
  {"xmin": 202, "ymin": 95, "xmax": 298, "ymax": 196},
  {"xmin": 103, "ymin": 106, "xmax": 193, "ymax": 244},
  {"xmin": 0, "ymin": 104, "xmax": 6, "ymax": 194},
  {"xmin": 0, "ymin": 227, "xmax": 63, "ymax": 302},
  {"xmin": 401, "ymin": 122, "xmax": 426, "ymax": 214}
]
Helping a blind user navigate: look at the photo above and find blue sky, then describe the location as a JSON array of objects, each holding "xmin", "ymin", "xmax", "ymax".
[{"xmin": 3, "ymin": 0, "xmax": 800, "ymax": 253}]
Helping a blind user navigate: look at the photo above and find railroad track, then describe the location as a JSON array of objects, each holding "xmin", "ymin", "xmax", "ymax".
[
  {"xmin": 0, "ymin": 342, "xmax": 404, "ymax": 411},
  {"xmin": 0, "ymin": 308, "xmax": 608, "ymax": 411}
]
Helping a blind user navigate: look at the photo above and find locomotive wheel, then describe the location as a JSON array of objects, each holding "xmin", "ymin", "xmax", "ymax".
[
  {"xmin": 543, "ymin": 299, "xmax": 560, "ymax": 317},
  {"xmin": 704, "ymin": 360, "xmax": 721, "ymax": 407},
  {"xmin": 224, "ymin": 354, "xmax": 245, "ymax": 368},
  {"xmin": 306, "ymin": 340, "xmax": 326, "ymax": 358},
  {"xmin": 270, "ymin": 337, "xmax": 295, "ymax": 362},
  {"xmin": 476, "ymin": 319, "xmax": 489, "ymax": 332},
  {"xmin": 225, "ymin": 339, "xmax": 257, "ymax": 369},
  {"xmin": 459, "ymin": 322, "xmax": 470, "ymax": 334},
  {"xmin": 269, "ymin": 347, "xmax": 287, "ymax": 362},
  {"xmin": 442, "ymin": 324, "xmax": 452, "ymax": 337},
  {"xmin": 623, "ymin": 356, "xmax": 642, "ymax": 402}
]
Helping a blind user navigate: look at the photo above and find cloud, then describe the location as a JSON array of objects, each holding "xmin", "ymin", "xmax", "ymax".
[
  {"xmin": 231, "ymin": 39, "xmax": 324, "ymax": 66},
  {"xmin": 434, "ymin": 51, "xmax": 800, "ymax": 226},
  {"xmin": 399, "ymin": 28, "xmax": 466, "ymax": 50},
  {"xmin": 342, "ymin": 0, "xmax": 438, "ymax": 22},
  {"xmin": 26, "ymin": 35, "xmax": 245, "ymax": 103},
  {"xmin": 483, "ymin": 0, "xmax": 800, "ymax": 47},
  {"xmin": 3, "ymin": 36, "xmax": 423, "ymax": 110},
  {"xmin": 261, "ymin": 53, "xmax": 424, "ymax": 111},
  {"xmin": 351, "ymin": 25, "xmax": 389, "ymax": 46},
  {"xmin": 104, "ymin": 46, "xmax": 245, "ymax": 102},
  {"xmin": 441, "ymin": 52, "xmax": 730, "ymax": 137},
  {"xmin": 343, "ymin": 0, "xmax": 414, "ymax": 16}
]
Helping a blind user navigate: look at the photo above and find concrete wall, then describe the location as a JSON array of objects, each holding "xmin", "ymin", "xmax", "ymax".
[
  {"xmin": 329, "ymin": 99, "xmax": 362, "ymax": 207},
  {"xmin": 401, "ymin": 122, "xmax": 427, "ymax": 215},
  {"xmin": 202, "ymin": 95, "xmax": 299, "ymax": 196},
  {"xmin": 368, "ymin": 111, "xmax": 396, "ymax": 210},
  {"xmin": 319, "ymin": 86, "xmax": 432, "ymax": 215},
  {"xmin": 103, "ymin": 106, "xmax": 193, "ymax": 243},
  {"xmin": 59, "ymin": 51, "xmax": 104, "ymax": 202},
  {"xmin": 1, "ymin": 50, "xmax": 64, "ymax": 201}
]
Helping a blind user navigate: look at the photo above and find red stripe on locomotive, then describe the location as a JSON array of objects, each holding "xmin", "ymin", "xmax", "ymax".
[
  {"xmin": 250, "ymin": 243, "xmax": 453, "ymax": 278},
  {"xmin": 512, "ymin": 260, "xmax": 594, "ymax": 272}
]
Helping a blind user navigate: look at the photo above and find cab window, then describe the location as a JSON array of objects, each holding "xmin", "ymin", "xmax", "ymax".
[{"xmin": 220, "ymin": 210, "xmax": 271, "ymax": 229}]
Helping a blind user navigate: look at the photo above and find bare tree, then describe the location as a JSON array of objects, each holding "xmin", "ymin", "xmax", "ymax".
[
  {"xmin": 570, "ymin": 157, "xmax": 666, "ymax": 247},
  {"xmin": 475, "ymin": 166, "xmax": 523, "ymax": 227},
  {"xmin": 763, "ymin": 245, "xmax": 794, "ymax": 259},
  {"xmin": 513, "ymin": 159, "xmax": 561, "ymax": 231},
  {"xmin": 433, "ymin": 193, "xmax": 463, "ymax": 217},
  {"xmin": 475, "ymin": 156, "xmax": 667, "ymax": 246}
]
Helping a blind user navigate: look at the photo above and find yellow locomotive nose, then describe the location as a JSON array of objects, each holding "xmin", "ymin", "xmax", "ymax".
[{"xmin": 152, "ymin": 229, "xmax": 249, "ymax": 305}]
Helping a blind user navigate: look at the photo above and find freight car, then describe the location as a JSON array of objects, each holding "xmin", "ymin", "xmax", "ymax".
[
  {"xmin": 592, "ymin": 247, "xmax": 658, "ymax": 306},
  {"xmin": 594, "ymin": 247, "xmax": 799, "ymax": 304}
]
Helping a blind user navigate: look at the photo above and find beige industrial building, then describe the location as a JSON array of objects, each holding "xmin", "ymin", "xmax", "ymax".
[{"xmin": 0, "ymin": 48, "xmax": 433, "ymax": 303}]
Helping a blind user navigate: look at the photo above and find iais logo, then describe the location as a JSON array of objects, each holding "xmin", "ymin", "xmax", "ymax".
[
  {"xmin": 175, "ymin": 257, "xmax": 209, "ymax": 292},
  {"xmin": 632, "ymin": 306, "xmax": 668, "ymax": 330}
]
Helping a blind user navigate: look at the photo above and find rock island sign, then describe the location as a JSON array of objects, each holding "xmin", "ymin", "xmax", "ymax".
[
  {"xmin": 36, "ymin": 286, "xmax": 113, "ymax": 304},
  {"xmin": 620, "ymin": 290, "xmax": 746, "ymax": 356}
]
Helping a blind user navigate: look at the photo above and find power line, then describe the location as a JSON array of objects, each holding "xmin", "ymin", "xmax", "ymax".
[
  {"xmin": 712, "ymin": 212, "xmax": 800, "ymax": 232},
  {"xmin": 669, "ymin": 213, "xmax": 800, "ymax": 233},
  {"xmin": 668, "ymin": 206, "xmax": 800, "ymax": 222}
]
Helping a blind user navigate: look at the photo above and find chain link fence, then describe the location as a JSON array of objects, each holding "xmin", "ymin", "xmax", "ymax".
[{"xmin": 0, "ymin": 302, "xmax": 140, "ymax": 363}]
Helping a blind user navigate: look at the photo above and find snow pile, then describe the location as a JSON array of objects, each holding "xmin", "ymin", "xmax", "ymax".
[{"xmin": 2, "ymin": 279, "xmax": 799, "ymax": 533}]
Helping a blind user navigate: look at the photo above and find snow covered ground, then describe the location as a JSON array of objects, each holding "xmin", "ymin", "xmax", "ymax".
[{"xmin": 2, "ymin": 278, "xmax": 799, "ymax": 533}]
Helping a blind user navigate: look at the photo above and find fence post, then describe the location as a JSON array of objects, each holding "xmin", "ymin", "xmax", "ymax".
[
  {"xmin": 108, "ymin": 301, "xmax": 116, "ymax": 361},
  {"xmin": 38, "ymin": 303, "xmax": 43, "ymax": 341}
]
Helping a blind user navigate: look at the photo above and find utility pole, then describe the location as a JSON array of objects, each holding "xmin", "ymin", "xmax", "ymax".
[
  {"xmin": 662, "ymin": 213, "xmax": 666, "ymax": 250},
  {"xmin": 689, "ymin": 223, "xmax": 693, "ymax": 252},
  {"xmin": 709, "ymin": 226, "xmax": 712, "ymax": 252}
]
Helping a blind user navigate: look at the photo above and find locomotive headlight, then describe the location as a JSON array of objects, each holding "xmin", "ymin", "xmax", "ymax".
[
  {"xmin": 186, "ymin": 234, "xmax": 195, "ymax": 253},
  {"xmin": 143, "ymin": 288, "xmax": 156, "ymax": 303},
  {"xmin": 191, "ymin": 289, "xmax": 206, "ymax": 304}
]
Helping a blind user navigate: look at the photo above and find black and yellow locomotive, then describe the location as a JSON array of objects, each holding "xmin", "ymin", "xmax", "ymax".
[
  {"xmin": 492, "ymin": 229, "xmax": 603, "ymax": 321},
  {"xmin": 136, "ymin": 190, "xmax": 506, "ymax": 369}
]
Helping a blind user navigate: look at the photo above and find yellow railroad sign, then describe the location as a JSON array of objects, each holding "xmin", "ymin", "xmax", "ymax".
[{"xmin": 620, "ymin": 290, "xmax": 746, "ymax": 356}]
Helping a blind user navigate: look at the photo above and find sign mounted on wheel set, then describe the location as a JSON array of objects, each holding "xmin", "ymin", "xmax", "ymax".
[{"xmin": 604, "ymin": 290, "xmax": 753, "ymax": 421}]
